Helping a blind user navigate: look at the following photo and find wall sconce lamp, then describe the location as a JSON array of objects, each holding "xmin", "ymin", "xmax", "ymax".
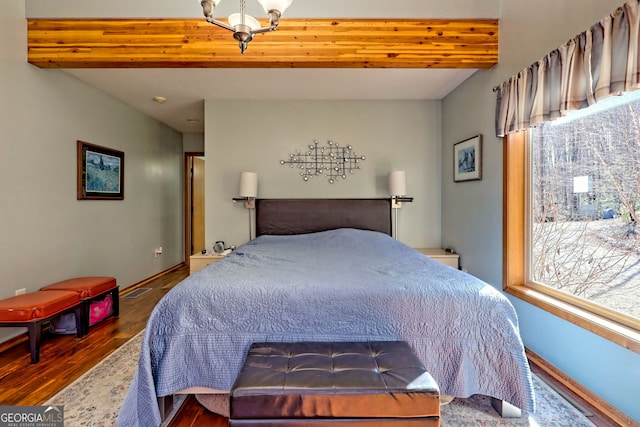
[
  {"xmin": 388, "ymin": 171, "xmax": 413, "ymax": 240},
  {"xmin": 233, "ymin": 171, "xmax": 258, "ymax": 240}
]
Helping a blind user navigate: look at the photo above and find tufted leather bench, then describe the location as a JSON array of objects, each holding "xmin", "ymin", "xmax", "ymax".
[
  {"xmin": 230, "ymin": 341, "xmax": 441, "ymax": 426},
  {"xmin": 0, "ymin": 291, "xmax": 82, "ymax": 363},
  {"xmin": 40, "ymin": 276, "xmax": 119, "ymax": 336}
]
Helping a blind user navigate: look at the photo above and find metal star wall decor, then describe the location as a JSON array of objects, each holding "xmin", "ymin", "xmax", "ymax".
[{"xmin": 280, "ymin": 140, "xmax": 366, "ymax": 183}]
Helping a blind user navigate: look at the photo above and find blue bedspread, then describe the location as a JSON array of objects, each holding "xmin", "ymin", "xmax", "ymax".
[{"xmin": 118, "ymin": 229, "xmax": 535, "ymax": 426}]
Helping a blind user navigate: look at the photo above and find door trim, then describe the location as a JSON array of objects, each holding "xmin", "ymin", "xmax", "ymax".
[{"xmin": 184, "ymin": 152, "xmax": 204, "ymax": 267}]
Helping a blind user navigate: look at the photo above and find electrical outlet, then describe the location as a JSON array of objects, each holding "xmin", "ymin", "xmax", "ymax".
[
  {"xmin": 15, "ymin": 288, "xmax": 26, "ymax": 296},
  {"xmin": 155, "ymin": 247, "xmax": 163, "ymax": 258}
]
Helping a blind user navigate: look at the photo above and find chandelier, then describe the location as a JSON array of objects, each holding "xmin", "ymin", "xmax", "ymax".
[{"xmin": 200, "ymin": 0, "xmax": 293, "ymax": 54}]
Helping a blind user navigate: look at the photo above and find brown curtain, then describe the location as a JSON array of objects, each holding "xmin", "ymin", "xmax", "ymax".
[{"xmin": 496, "ymin": 0, "xmax": 640, "ymax": 137}]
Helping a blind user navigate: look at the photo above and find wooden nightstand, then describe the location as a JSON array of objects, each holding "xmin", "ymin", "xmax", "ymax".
[
  {"xmin": 189, "ymin": 253, "xmax": 226, "ymax": 274},
  {"xmin": 416, "ymin": 248, "xmax": 459, "ymax": 269}
]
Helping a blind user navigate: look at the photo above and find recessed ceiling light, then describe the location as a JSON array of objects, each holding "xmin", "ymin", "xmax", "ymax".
[{"xmin": 152, "ymin": 96, "xmax": 167, "ymax": 104}]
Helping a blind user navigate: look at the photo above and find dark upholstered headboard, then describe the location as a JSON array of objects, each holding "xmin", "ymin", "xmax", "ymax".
[{"xmin": 255, "ymin": 199, "xmax": 392, "ymax": 236}]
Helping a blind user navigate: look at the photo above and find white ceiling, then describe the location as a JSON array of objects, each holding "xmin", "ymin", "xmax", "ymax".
[
  {"xmin": 65, "ymin": 68, "xmax": 478, "ymax": 133},
  {"xmin": 29, "ymin": 0, "xmax": 495, "ymax": 133}
]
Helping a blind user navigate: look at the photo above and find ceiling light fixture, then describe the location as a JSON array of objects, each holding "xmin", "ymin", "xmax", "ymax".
[{"xmin": 200, "ymin": 0, "xmax": 293, "ymax": 54}]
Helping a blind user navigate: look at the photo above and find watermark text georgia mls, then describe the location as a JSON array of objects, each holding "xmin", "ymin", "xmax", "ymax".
[{"xmin": 0, "ymin": 405, "xmax": 64, "ymax": 427}]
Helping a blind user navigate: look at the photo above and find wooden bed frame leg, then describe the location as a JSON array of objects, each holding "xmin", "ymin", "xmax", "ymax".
[
  {"xmin": 158, "ymin": 395, "xmax": 174, "ymax": 421},
  {"xmin": 491, "ymin": 398, "xmax": 522, "ymax": 418}
]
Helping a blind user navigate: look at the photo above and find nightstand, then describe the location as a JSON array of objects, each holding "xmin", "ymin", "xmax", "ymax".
[
  {"xmin": 189, "ymin": 253, "xmax": 226, "ymax": 274},
  {"xmin": 416, "ymin": 248, "xmax": 459, "ymax": 269}
]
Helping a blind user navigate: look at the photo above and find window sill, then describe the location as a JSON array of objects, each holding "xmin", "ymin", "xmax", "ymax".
[{"xmin": 505, "ymin": 285, "xmax": 640, "ymax": 355}]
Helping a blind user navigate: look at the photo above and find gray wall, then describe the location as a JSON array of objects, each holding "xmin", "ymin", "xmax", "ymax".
[
  {"xmin": 0, "ymin": 1, "xmax": 184, "ymax": 342},
  {"xmin": 183, "ymin": 133, "xmax": 204, "ymax": 153},
  {"xmin": 441, "ymin": 0, "xmax": 640, "ymax": 422},
  {"xmin": 26, "ymin": 0, "xmax": 498, "ymax": 19},
  {"xmin": 204, "ymin": 100, "xmax": 441, "ymax": 249}
]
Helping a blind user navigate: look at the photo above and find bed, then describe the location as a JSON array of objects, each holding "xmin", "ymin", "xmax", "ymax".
[{"xmin": 118, "ymin": 198, "xmax": 535, "ymax": 426}]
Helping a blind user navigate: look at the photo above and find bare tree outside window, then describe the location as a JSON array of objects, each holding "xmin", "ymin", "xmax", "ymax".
[{"xmin": 530, "ymin": 94, "xmax": 640, "ymax": 320}]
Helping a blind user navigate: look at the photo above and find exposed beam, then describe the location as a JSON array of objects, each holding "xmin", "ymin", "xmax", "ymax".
[{"xmin": 27, "ymin": 18, "xmax": 498, "ymax": 69}]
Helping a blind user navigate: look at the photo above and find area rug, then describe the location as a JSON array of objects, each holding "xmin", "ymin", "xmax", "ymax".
[
  {"xmin": 45, "ymin": 330, "xmax": 185, "ymax": 427},
  {"xmin": 46, "ymin": 330, "xmax": 596, "ymax": 426}
]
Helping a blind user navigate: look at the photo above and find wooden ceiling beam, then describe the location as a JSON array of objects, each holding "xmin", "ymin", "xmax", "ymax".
[{"xmin": 27, "ymin": 18, "xmax": 498, "ymax": 69}]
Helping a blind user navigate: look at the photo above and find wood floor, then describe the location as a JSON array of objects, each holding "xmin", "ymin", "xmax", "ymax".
[{"xmin": 0, "ymin": 264, "xmax": 620, "ymax": 426}]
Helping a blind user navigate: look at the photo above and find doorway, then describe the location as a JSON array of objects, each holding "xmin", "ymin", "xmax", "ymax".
[{"xmin": 185, "ymin": 152, "xmax": 205, "ymax": 264}]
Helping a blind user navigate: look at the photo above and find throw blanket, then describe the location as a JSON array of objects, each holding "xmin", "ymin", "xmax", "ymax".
[{"xmin": 119, "ymin": 229, "xmax": 535, "ymax": 426}]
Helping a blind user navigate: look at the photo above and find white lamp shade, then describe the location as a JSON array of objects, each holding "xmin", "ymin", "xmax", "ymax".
[
  {"xmin": 257, "ymin": 0, "xmax": 293, "ymax": 13},
  {"xmin": 388, "ymin": 171, "xmax": 407, "ymax": 196},
  {"xmin": 239, "ymin": 172, "xmax": 258, "ymax": 198},
  {"xmin": 228, "ymin": 13, "xmax": 261, "ymax": 30}
]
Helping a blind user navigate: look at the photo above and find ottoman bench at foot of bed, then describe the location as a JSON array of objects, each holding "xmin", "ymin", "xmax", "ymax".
[
  {"xmin": 0, "ymin": 291, "xmax": 82, "ymax": 363},
  {"xmin": 40, "ymin": 276, "xmax": 118, "ymax": 336},
  {"xmin": 230, "ymin": 341, "xmax": 441, "ymax": 426}
]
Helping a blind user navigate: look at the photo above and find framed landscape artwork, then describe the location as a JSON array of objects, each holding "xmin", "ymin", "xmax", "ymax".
[
  {"xmin": 453, "ymin": 135, "xmax": 482, "ymax": 182},
  {"xmin": 77, "ymin": 141, "xmax": 124, "ymax": 200}
]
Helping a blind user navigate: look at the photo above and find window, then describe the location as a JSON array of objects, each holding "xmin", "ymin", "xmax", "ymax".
[{"xmin": 504, "ymin": 93, "xmax": 640, "ymax": 352}]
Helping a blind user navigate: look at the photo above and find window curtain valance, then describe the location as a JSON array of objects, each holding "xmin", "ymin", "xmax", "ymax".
[{"xmin": 495, "ymin": 0, "xmax": 640, "ymax": 137}]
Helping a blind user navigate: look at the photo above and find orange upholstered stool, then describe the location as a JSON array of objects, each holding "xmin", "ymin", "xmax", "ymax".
[
  {"xmin": 0, "ymin": 291, "xmax": 82, "ymax": 363},
  {"xmin": 40, "ymin": 277, "xmax": 119, "ymax": 336}
]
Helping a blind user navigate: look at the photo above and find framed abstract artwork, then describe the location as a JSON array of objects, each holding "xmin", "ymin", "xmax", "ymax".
[
  {"xmin": 453, "ymin": 135, "xmax": 482, "ymax": 182},
  {"xmin": 77, "ymin": 141, "xmax": 124, "ymax": 200}
]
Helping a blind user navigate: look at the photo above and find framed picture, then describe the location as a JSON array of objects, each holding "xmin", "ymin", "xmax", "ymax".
[
  {"xmin": 453, "ymin": 135, "xmax": 482, "ymax": 182},
  {"xmin": 77, "ymin": 141, "xmax": 124, "ymax": 200}
]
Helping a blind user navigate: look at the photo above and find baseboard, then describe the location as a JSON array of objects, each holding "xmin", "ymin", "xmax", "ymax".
[
  {"xmin": 526, "ymin": 347, "xmax": 637, "ymax": 427},
  {"xmin": 119, "ymin": 263, "xmax": 185, "ymax": 296},
  {"xmin": 0, "ymin": 263, "xmax": 185, "ymax": 355}
]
